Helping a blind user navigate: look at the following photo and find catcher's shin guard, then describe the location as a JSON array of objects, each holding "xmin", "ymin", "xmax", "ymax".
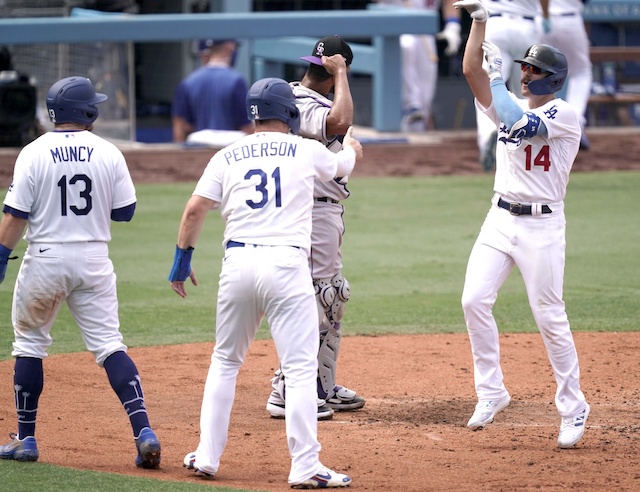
[{"xmin": 317, "ymin": 322, "xmax": 365, "ymax": 411}]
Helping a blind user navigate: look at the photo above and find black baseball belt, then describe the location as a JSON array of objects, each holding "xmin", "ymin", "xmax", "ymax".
[
  {"xmin": 498, "ymin": 198, "xmax": 552, "ymax": 216},
  {"xmin": 489, "ymin": 13, "xmax": 534, "ymax": 21},
  {"xmin": 226, "ymin": 241, "xmax": 299, "ymax": 250}
]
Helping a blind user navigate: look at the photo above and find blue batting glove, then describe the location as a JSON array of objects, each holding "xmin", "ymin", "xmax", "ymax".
[
  {"xmin": 168, "ymin": 245, "xmax": 194, "ymax": 282},
  {"xmin": 543, "ymin": 18, "xmax": 552, "ymax": 35}
]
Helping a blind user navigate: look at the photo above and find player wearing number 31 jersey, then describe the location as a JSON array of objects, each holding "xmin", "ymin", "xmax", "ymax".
[
  {"xmin": 170, "ymin": 77, "xmax": 360, "ymax": 488},
  {"xmin": 0, "ymin": 76, "xmax": 161, "ymax": 468},
  {"xmin": 454, "ymin": 0, "xmax": 589, "ymax": 449}
]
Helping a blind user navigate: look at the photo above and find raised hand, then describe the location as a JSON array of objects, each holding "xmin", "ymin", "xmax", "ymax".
[
  {"xmin": 482, "ymin": 41, "xmax": 503, "ymax": 81},
  {"xmin": 452, "ymin": 0, "xmax": 489, "ymax": 23}
]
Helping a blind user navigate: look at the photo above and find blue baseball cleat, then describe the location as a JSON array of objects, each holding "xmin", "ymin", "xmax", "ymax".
[
  {"xmin": 135, "ymin": 427, "xmax": 161, "ymax": 469},
  {"xmin": 0, "ymin": 433, "xmax": 39, "ymax": 462}
]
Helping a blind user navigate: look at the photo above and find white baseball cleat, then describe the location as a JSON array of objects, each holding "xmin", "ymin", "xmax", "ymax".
[
  {"xmin": 183, "ymin": 451, "xmax": 215, "ymax": 480},
  {"xmin": 557, "ymin": 403, "xmax": 590, "ymax": 448},
  {"xmin": 183, "ymin": 451, "xmax": 196, "ymax": 469},
  {"xmin": 467, "ymin": 394, "xmax": 511, "ymax": 430},
  {"xmin": 291, "ymin": 466, "xmax": 352, "ymax": 489}
]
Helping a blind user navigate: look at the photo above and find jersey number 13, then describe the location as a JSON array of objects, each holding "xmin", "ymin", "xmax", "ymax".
[{"xmin": 57, "ymin": 174, "xmax": 93, "ymax": 216}]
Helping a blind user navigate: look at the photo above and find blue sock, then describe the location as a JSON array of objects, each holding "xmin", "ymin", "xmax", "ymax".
[
  {"xmin": 14, "ymin": 357, "xmax": 43, "ymax": 439},
  {"xmin": 103, "ymin": 351, "xmax": 151, "ymax": 438}
]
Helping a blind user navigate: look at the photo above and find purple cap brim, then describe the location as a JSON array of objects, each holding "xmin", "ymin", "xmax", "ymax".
[{"xmin": 300, "ymin": 55, "xmax": 323, "ymax": 66}]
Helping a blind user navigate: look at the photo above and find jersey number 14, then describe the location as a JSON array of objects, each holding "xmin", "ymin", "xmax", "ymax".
[{"xmin": 523, "ymin": 145, "xmax": 551, "ymax": 172}]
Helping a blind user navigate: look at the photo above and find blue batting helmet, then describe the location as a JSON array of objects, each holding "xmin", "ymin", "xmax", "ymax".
[
  {"xmin": 515, "ymin": 44, "xmax": 568, "ymax": 96},
  {"xmin": 246, "ymin": 78, "xmax": 300, "ymax": 134},
  {"xmin": 46, "ymin": 76, "xmax": 107, "ymax": 126}
]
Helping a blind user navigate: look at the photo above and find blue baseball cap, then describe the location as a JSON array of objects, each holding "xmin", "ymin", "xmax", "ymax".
[{"xmin": 198, "ymin": 39, "xmax": 237, "ymax": 53}]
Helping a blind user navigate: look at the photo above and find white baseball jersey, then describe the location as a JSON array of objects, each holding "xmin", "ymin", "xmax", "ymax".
[
  {"xmin": 378, "ymin": 0, "xmax": 442, "ymax": 9},
  {"xmin": 189, "ymin": 129, "xmax": 356, "ymax": 482},
  {"xmin": 377, "ymin": 0, "xmax": 441, "ymax": 129},
  {"xmin": 547, "ymin": 0, "xmax": 585, "ymax": 15},
  {"xmin": 476, "ymin": 1, "xmax": 543, "ymax": 155},
  {"xmin": 290, "ymin": 82, "xmax": 350, "ymax": 202},
  {"xmin": 542, "ymin": 0, "xmax": 593, "ymax": 126},
  {"xmin": 483, "ymin": 0, "xmax": 541, "ymax": 16},
  {"xmin": 464, "ymin": 91, "xmax": 587, "ymax": 421},
  {"xmin": 480, "ymin": 94, "xmax": 580, "ymax": 204},
  {"xmin": 193, "ymin": 131, "xmax": 356, "ymax": 255},
  {"xmin": 4, "ymin": 130, "xmax": 136, "ymax": 243},
  {"xmin": 5, "ymin": 129, "xmax": 134, "ymax": 365}
]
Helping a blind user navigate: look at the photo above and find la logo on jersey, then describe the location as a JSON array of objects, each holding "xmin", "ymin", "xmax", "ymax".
[{"xmin": 544, "ymin": 106, "xmax": 558, "ymax": 120}]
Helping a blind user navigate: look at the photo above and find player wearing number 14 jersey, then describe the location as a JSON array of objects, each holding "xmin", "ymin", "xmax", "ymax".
[
  {"xmin": 0, "ymin": 76, "xmax": 161, "ymax": 468},
  {"xmin": 454, "ymin": 0, "xmax": 589, "ymax": 449}
]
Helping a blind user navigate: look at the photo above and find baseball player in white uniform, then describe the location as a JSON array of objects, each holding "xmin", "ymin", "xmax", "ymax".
[
  {"xmin": 473, "ymin": 0, "xmax": 543, "ymax": 170},
  {"xmin": 377, "ymin": 0, "xmax": 462, "ymax": 131},
  {"xmin": 170, "ymin": 77, "xmax": 360, "ymax": 488},
  {"xmin": 265, "ymin": 36, "xmax": 366, "ymax": 421},
  {"xmin": 454, "ymin": 0, "xmax": 589, "ymax": 448},
  {"xmin": 0, "ymin": 77, "xmax": 161, "ymax": 467},
  {"xmin": 540, "ymin": 0, "xmax": 593, "ymax": 148}
]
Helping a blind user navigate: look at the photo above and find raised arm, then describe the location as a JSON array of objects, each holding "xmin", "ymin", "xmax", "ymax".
[
  {"xmin": 454, "ymin": 0, "xmax": 492, "ymax": 108},
  {"xmin": 323, "ymin": 54, "xmax": 354, "ymax": 136}
]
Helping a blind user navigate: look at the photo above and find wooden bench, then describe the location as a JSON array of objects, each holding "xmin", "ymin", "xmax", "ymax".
[{"xmin": 588, "ymin": 47, "xmax": 640, "ymax": 126}]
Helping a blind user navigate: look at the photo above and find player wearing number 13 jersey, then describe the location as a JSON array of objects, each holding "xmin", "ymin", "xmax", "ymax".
[
  {"xmin": 455, "ymin": 0, "xmax": 589, "ymax": 449},
  {"xmin": 0, "ymin": 76, "xmax": 161, "ymax": 468}
]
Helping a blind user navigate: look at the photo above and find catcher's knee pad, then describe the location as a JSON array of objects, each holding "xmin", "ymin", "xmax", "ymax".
[
  {"xmin": 314, "ymin": 273, "xmax": 350, "ymax": 325},
  {"xmin": 328, "ymin": 273, "xmax": 350, "ymax": 323},
  {"xmin": 314, "ymin": 277, "xmax": 335, "ymax": 324},
  {"xmin": 317, "ymin": 323, "xmax": 341, "ymax": 399}
]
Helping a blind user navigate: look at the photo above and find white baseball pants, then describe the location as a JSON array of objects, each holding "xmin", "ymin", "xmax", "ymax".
[
  {"xmin": 11, "ymin": 241, "xmax": 127, "ymax": 366},
  {"xmin": 461, "ymin": 202, "xmax": 586, "ymax": 417},
  {"xmin": 193, "ymin": 245, "xmax": 322, "ymax": 484}
]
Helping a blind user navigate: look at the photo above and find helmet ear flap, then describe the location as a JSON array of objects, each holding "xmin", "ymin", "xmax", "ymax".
[{"xmin": 516, "ymin": 44, "xmax": 568, "ymax": 95}]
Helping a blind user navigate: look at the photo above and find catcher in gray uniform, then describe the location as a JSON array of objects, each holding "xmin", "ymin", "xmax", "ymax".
[{"xmin": 266, "ymin": 35, "xmax": 365, "ymax": 420}]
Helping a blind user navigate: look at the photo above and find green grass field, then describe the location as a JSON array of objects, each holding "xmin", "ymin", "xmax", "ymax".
[{"xmin": 1, "ymin": 171, "xmax": 639, "ymax": 490}]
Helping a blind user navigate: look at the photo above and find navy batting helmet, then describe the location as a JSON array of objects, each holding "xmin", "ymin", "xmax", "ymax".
[
  {"xmin": 515, "ymin": 44, "xmax": 568, "ymax": 96},
  {"xmin": 46, "ymin": 76, "xmax": 107, "ymax": 126},
  {"xmin": 246, "ymin": 77, "xmax": 300, "ymax": 134}
]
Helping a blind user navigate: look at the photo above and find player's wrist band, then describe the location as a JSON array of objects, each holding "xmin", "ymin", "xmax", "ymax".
[
  {"xmin": 446, "ymin": 17, "xmax": 461, "ymax": 24},
  {"xmin": 168, "ymin": 245, "xmax": 194, "ymax": 282},
  {"xmin": 0, "ymin": 243, "xmax": 13, "ymax": 260}
]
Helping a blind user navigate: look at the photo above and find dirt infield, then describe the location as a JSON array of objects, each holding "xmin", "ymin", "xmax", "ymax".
[
  {"xmin": 1, "ymin": 127, "xmax": 640, "ymax": 491},
  {"xmin": 2, "ymin": 333, "xmax": 640, "ymax": 491}
]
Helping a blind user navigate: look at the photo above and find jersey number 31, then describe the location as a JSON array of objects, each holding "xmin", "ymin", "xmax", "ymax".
[{"xmin": 245, "ymin": 167, "xmax": 282, "ymax": 209}]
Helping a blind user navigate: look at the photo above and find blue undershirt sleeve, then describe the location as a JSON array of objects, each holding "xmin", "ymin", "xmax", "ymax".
[{"xmin": 111, "ymin": 202, "xmax": 136, "ymax": 222}]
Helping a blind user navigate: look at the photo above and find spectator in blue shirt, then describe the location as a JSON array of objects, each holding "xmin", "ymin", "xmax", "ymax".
[{"xmin": 171, "ymin": 39, "xmax": 254, "ymax": 142}]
